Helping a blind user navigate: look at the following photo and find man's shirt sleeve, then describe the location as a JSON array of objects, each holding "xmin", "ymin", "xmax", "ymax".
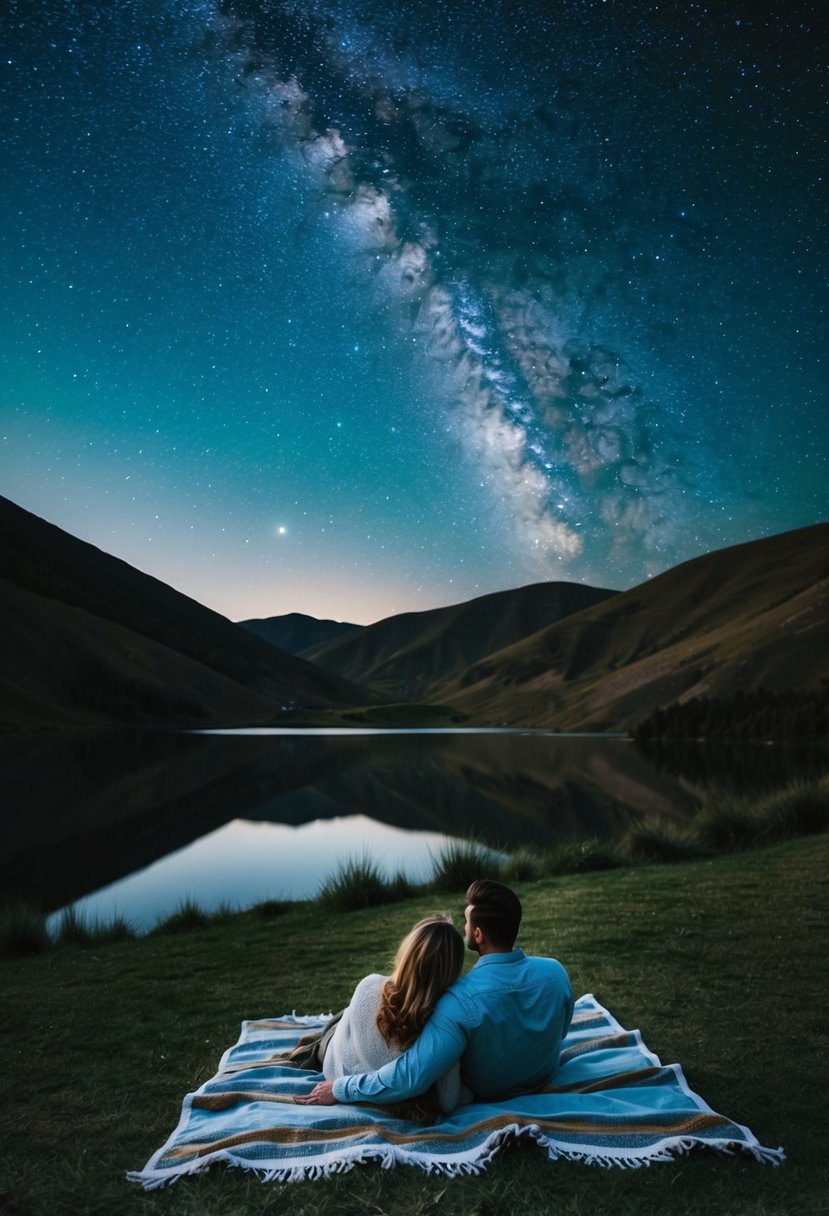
[
  {"xmin": 563, "ymin": 978, "xmax": 575, "ymax": 1037},
  {"xmin": 331, "ymin": 1004, "xmax": 467, "ymax": 1104}
]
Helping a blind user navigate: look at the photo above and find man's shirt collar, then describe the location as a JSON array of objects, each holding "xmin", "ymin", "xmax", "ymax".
[{"xmin": 472, "ymin": 948, "xmax": 525, "ymax": 968}]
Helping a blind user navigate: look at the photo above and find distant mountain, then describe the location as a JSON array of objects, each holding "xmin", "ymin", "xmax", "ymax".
[
  {"xmin": 0, "ymin": 496, "xmax": 369, "ymax": 731},
  {"xmin": 302, "ymin": 581, "xmax": 618, "ymax": 701},
  {"xmin": 239, "ymin": 611, "xmax": 362, "ymax": 654},
  {"xmin": 438, "ymin": 524, "xmax": 829, "ymax": 730}
]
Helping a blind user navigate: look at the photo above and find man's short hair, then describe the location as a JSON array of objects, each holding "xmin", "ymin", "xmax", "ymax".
[{"xmin": 465, "ymin": 879, "xmax": 522, "ymax": 949}]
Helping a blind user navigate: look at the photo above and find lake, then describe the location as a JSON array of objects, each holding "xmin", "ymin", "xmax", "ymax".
[{"xmin": 0, "ymin": 728, "xmax": 816, "ymax": 932}]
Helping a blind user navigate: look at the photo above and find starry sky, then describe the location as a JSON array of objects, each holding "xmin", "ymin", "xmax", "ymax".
[{"xmin": 1, "ymin": 0, "xmax": 826, "ymax": 624}]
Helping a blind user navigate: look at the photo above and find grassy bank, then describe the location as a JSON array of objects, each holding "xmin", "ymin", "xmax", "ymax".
[{"xmin": 2, "ymin": 835, "xmax": 827, "ymax": 1216}]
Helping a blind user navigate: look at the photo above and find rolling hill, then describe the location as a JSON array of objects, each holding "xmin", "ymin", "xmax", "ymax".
[
  {"xmin": 4, "ymin": 494, "xmax": 825, "ymax": 734},
  {"xmin": 436, "ymin": 523, "xmax": 829, "ymax": 730},
  {"xmin": 239, "ymin": 611, "xmax": 362, "ymax": 654},
  {"xmin": 301, "ymin": 581, "xmax": 618, "ymax": 701},
  {"xmin": 0, "ymin": 495, "xmax": 369, "ymax": 730}
]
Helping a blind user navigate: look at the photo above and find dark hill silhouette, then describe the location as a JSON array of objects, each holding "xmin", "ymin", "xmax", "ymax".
[
  {"xmin": 239, "ymin": 611, "xmax": 362, "ymax": 654},
  {"xmin": 438, "ymin": 523, "xmax": 829, "ymax": 730},
  {"xmin": 0, "ymin": 496, "xmax": 369, "ymax": 730},
  {"xmin": 302, "ymin": 581, "xmax": 618, "ymax": 701}
]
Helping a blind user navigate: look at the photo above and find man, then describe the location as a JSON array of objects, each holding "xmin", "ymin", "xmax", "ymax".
[{"xmin": 296, "ymin": 878, "xmax": 573, "ymax": 1108}]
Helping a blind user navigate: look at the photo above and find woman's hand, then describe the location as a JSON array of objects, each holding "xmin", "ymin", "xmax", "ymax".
[{"xmin": 294, "ymin": 1081, "xmax": 338, "ymax": 1105}]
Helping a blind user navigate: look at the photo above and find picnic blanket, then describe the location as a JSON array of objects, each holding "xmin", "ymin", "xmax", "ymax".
[{"xmin": 129, "ymin": 993, "xmax": 784, "ymax": 1189}]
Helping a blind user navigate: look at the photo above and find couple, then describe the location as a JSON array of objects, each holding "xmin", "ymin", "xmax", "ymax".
[{"xmin": 295, "ymin": 878, "xmax": 574, "ymax": 1115}]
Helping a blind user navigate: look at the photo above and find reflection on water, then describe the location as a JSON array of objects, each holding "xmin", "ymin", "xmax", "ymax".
[
  {"xmin": 1, "ymin": 728, "xmax": 818, "ymax": 932},
  {"xmin": 51, "ymin": 817, "xmax": 464, "ymax": 932}
]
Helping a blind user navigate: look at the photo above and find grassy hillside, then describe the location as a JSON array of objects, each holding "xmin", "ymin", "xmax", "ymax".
[
  {"xmin": 304, "ymin": 581, "xmax": 618, "ymax": 701},
  {"xmin": 1, "ymin": 835, "xmax": 825, "ymax": 1215},
  {"xmin": 440, "ymin": 524, "xmax": 829, "ymax": 729},
  {"xmin": 0, "ymin": 496, "xmax": 369, "ymax": 730}
]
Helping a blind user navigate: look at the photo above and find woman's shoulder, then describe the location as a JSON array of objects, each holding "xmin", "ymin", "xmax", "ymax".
[
  {"xmin": 353, "ymin": 972, "xmax": 387, "ymax": 992},
  {"xmin": 350, "ymin": 973, "xmax": 388, "ymax": 1005}
]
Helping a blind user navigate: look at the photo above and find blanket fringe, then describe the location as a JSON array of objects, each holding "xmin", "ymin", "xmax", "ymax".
[{"xmin": 127, "ymin": 1126, "xmax": 785, "ymax": 1190}]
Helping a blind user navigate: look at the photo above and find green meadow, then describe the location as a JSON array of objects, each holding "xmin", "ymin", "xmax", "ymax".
[{"xmin": 2, "ymin": 831, "xmax": 827, "ymax": 1216}]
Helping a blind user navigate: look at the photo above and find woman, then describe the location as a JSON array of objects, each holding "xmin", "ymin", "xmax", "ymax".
[{"xmin": 291, "ymin": 916, "xmax": 464, "ymax": 1118}]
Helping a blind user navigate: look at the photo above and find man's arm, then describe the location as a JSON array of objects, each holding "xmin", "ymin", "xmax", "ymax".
[
  {"xmin": 563, "ymin": 978, "xmax": 575, "ymax": 1038},
  {"xmin": 298, "ymin": 1006, "xmax": 467, "ymax": 1106},
  {"xmin": 333, "ymin": 1007, "xmax": 467, "ymax": 1104}
]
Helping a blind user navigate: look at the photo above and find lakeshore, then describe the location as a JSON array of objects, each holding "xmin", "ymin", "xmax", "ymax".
[{"xmin": 2, "ymin": 833, "xmax": 827, "ymax": 1216}]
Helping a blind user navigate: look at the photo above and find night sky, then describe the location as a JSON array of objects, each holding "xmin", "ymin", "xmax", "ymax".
[{"xmin": 1, "ymin": 1, "xmax": 826, "ymax": 624}]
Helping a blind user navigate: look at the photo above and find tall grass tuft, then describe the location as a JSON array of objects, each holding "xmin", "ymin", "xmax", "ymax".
[
  {"xmin": 619, "ymin": 818, "xmax": 703, "ymax": 864},
  {"xmin": 209, "ymin": 900, "xmax": 237, "ymax": 925},
  {"xmin": 54, "ymin": 905, "xmax": 94, "ymax": 946},
  {"xmin": 151, "ymin": 898, "xmax": 210, "ymax": 935},
  {"xmin": 543, "ymin": 838, "xmax": 623, "ymax": 876},
  {"xmin": 54, "ymin": 906, "xmax": 136, "ymax": 946},
  {"xmin": 500, "ymin": 845, "xmax": 546, "ymax": 883},
  {"xmin": 693, "ymin": 794, "xmax": 764, "ymax": 851},
  {"xmin": 0, "ymin": 899, "xmax": 50, "ymax": 959},
  {"xmin": 428, "ymin": 839, "xmax": 502, "ymax": 893},
  {"xmin": 95, "ymin": 914, "xmax": 135, "ymax": 943},
  {"xmin": 386, "ymin": 870, "xmax": 416, "ymax": 903},
  {"xmin": 317, "ymin": 853, "xmax": 392, "ymax": 912},
  {"xmin": 254, "ymin": 898, "xmax": 290, "ymax": 919},
  {"xmin": 753, "ymin": 777, "xmax": 829, "ymax": 841}
]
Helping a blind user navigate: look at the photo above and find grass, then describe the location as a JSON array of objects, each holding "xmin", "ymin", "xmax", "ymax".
[
  {"xmin": 693, "ymin": 775, "xmax": 829, "ymax": 852},
  {"xmin": 1, "ymin": 834, "xmax": 827, "ymax": 1215},
  {"xmin": 53, "ymin": 904, "xmax": 135, "ymax": 946},
  {"xmin": 618, "ymin": 819, "xmax": 703, "ymax": 864},
  {"xmin": 151, "ymin": 897, "xmax": 212, "ymax": 935},
  {"xmin": 428, "ymin": 837, "xmax": 502, "ymax": 893},
  {"xmin": 753, "ymin": 776, "xmax": 829, "ymax": 841},
  {"xmin": 317, "ymin": 853, "xmax": 410, "ymax": 912},
  {"xmin": 543, "ymin": 836, "xmax": 625, "ymax": 875},
  {"xmin": 0, "ymin": 898, "xmax": 50, "ymax": 958}
]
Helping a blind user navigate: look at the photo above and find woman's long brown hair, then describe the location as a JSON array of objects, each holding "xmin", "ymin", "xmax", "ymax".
[{"xmin": 376, "ymin": 917, "xmax": 464, "ymax": 1049}]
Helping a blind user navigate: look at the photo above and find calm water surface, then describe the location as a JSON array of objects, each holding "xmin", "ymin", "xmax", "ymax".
[{"xmin": 1, "ymin": 728, "xmax": 815, "ymax": 932}]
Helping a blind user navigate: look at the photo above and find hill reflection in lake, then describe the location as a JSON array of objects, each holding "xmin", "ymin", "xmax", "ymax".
[{"xmin": 0, "ymin": 728, "xmax": 808, "ymax": 929}]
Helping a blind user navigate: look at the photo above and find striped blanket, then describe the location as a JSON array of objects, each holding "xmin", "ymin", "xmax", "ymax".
[{"xmin": 129, "ymin": 994, "xmax": 783, "ymax": 1188}]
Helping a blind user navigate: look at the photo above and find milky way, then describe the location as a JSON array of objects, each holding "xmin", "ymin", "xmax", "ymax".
[{"xmin": 1, "ymin": 0, "xmax": 825, "ymax": 620}]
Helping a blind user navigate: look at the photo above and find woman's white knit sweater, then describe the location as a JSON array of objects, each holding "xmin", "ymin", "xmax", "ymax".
[{"xmin": 322, "ymin": 973, "xmax": 461, "ymax": 1113}]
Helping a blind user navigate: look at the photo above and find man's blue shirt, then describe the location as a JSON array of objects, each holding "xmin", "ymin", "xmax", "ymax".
[{"xmin": 332, "ymin": 949, "xmax": 574, "ymax": 1105}]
